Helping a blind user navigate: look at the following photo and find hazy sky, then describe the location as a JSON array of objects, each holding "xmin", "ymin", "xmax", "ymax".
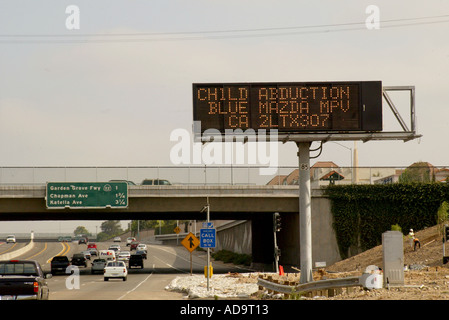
[{"xmin": 1, "ymin": 1, "xmax": 449, "ymax": 233}]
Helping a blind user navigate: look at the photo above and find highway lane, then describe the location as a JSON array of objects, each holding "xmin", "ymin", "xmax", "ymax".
[
  {"xmin": 0, "ymin": 241, "xmax": 27, "ymax": 256},
  {"xmin": 2, "ymin": 239, "xmax": 254, "ymax": 300}
]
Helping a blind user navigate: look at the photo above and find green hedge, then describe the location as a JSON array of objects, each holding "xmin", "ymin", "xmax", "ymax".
[
  {"xmin": 211, "ymin": 250, "xmax": 252, "ymax": 266},
  {"xmin": 324, "ymin": 183, "xmax": 449, "ymax": 259}
]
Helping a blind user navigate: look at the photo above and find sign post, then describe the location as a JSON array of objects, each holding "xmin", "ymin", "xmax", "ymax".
[
  {"xmin": 181, "ymin": 232, "xmax": 200, "ymax": 275},
  {"xmin": 200, "ymin": 199, "xmax": 214, "ymax": 290},
  {"xmin": 298, "ymin": 142, "xmax": 313, "ymax": 283}
]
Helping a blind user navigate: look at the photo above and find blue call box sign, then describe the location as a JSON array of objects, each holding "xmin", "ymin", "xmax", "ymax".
[{"xmin": 200, "ymin": 228, "xmax": 216, "ymax": 248}]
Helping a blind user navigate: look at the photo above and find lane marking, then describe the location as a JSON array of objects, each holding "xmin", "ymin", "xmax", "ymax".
[
  {"xmin": 0, "ymin": 242, "xmax": 18, "ymax": 255},
  {"xmin": 117, "ymin": 273, "xmax": 154, "ymax": 300},
  {"xmin": 25, "ymin": 242, "xmax": 48, "ymax": 260},
  {"xmin": 152, "ymin": 255, "xmax": 189, "ymax": 273},
  {"xmin": 47, "ymin": 242, "xmax": 71, "ymax": 263}
]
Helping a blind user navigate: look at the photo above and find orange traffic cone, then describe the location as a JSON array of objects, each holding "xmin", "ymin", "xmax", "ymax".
[{"xmin": 279, "ymin": 265, "xmax": 284, "ymax": 276}]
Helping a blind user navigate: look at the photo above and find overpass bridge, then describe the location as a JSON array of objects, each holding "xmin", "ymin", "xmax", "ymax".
[
  {"xmin": 0, "ymin": 184, "xmax": 303, "ymax": 220},
  {"xmin": 0, "ymin": 183, "xmax": 339, "ymax": 270}
]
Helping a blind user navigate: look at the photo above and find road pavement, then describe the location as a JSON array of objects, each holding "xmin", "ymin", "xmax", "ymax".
[{"xmin": 0, "ymin": 239, "xmax": 254, "ymax": 300}]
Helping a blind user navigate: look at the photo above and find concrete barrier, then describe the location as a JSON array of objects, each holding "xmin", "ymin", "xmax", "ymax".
[{"xmin": 0, "ymin": 241, "xmax": 35, "ymax": 260}]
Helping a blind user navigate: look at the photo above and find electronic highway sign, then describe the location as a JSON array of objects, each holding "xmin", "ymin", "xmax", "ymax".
[
  {"xmin": 193, "ymin": 81, "xmax": 382, "ymax": 134},
  {"xmin": 46, "ymin": 182, "xmax": 128, "ymax": 209}
]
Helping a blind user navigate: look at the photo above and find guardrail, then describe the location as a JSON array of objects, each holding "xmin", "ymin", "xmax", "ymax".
[
  {"xmin": 0, "ymin": 165, "xmax": 447, "ymax": 186},
  {"xmin": 257, "ymin": 275, "xmax": 363, "ymax": 296}
]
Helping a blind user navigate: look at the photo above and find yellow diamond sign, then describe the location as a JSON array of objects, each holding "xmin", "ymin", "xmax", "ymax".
[{"xmin": 181, "ymin": 232, "xmax": 200, "ymax": 253}]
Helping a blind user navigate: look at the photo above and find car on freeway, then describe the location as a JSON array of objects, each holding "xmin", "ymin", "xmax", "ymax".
[
  {"xmin": 6, "ymin": 235, "xmax": 16, "ymax": 243},
  {"xmin": 126, "ymin": 237, "xmax": 136, "ymax": 246},
  {"xmin": 104, "ymin": 261, "xmax": 128, "ymax": 281},
  {"xmin": 0, "ymin": 260, "xmax": 51, "ymax": 300},
  {"xmin": 136, "ymin": 243, "xmax": 147, "ymax": 251},
  {"xmin": 78, "ymin": 237, "xmax": 87, "ymax": 245},
  {"xmin": 117, "ymin": 251, "xmax": 131, "ymax": 262},
  {"xmin": 128, "ymin": 254, "xmax": 144, "ymax": 269},
  {"xmin": 50, "ymin": 256, "xmax": 70, "ymax": 274},
  {"xmin": 113, "ymin": 236, "xmax": 121, "ymax": 242},
  {"xmin": 141, "ymin": 178, "xmax": 171, "ymax": 185},
  {"xmin": 87, "ymin": 248, "xmax": 98, "ymax": 256},
  {"xmin": 91, "ymin": 258, "xmax": 107, "ymax": 274},
  {"xmin": 82, "ymin": 250, "xmax": 92, "ymax": 260},
  {"xmin": 135, "ymin": 250, "xmax": 147, "ymax": 259},
  {"xmin": 87, "ymin": 242, "xmax": 97, "ymax": 250},
  {"xmin": 130, "ymin": 241, "xmax": 140, "ymax": 251},
  {"xmin": 71, "ymin": 253, "xmax": 88, "ymax": 267},
  {"xmin": 108, "ymin": 244, "xmax": 121, "ymax": 255}
]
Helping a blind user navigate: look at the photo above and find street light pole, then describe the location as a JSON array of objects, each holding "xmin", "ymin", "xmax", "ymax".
[{"xmin": 329, "ymin": 141, "xmax": 353, "ymax": 183}]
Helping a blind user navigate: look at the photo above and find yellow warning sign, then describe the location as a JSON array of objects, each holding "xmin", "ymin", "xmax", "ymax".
[{"xmin": 181, "ymin": 232, "xmax": 200, "ymax": 253}]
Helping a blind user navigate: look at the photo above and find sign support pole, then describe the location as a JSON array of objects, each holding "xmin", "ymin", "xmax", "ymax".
[
  {"xmin": 206, "ymin": 197, "xmax": 210, "ymax": 291},
  {"xmin": 297, "ymin": 142, "xmax": 313, "ymax": 284},
  {"xmin": 190, "ymin": 252, "xmax": 193, "ymax": 276}
]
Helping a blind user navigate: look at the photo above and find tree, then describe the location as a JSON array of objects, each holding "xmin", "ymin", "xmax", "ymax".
[
  {"xmin": 100, "ymin": 220, "xmax": 123, "ymax": 236},
  {"xmin": 130, "ymin": 220, "xmax": 191, "ymax": 235},
  {"xmin": 74, "ymin": 226, "xmax": 90, "ymax": 236},
  {"xmin": 399, "ymin": 162, "xmax": 435, "ymax": 183}
]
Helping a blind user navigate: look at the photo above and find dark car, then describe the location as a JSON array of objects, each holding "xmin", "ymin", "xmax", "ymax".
[
  {"xmin": 78, "ymin": 237, "xmax": 87, "ymax": 244},
  {"xmin": 71, "ymin": 253, "xmax": 87, "ymax": 267},
  {"xmin": 0, "ymin": 260, "xmax": 51, "ymax": 300},
  {"xmin": 128, "ymin": 254, "xmax": 144, "ymax": 269},
  {"xmin": 141, "ymin": 179, "xmax": 171, "ymax": 185},
  {"xmin": 135, "ymin": 250, "xmax": 147, "ymax": 259},
  {"xmin": 50, "ymin": 255, "xmax": 70, "ymax": 274}
]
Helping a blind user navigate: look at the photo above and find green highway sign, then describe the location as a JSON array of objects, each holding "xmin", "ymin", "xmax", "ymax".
[{"xmin": 46, "ymin": 182, "xmax": 128, "ymax": 209}]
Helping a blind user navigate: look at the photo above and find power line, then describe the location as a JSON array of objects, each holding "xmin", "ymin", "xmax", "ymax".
[{"xmin": 0, "ymin": 13, "xmax": 448, "ymax": 44}]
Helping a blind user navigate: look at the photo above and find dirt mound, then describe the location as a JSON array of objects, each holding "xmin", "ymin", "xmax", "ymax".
[
  {"xmin": 326, "ymin": 225, "xmax": 445, "ymax": 273},
  {"xmin": 321, "ymin": 225, "xmax": 449, "ymax": 300}
]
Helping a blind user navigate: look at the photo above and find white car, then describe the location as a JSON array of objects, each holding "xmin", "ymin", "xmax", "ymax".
[
  {"xmin": 113, "ymin": 236, "xmax": 121, "ymax": 242},
  {"xmin": 6, "ymin": 235, "xmax": 16, "ymax": 243},
  {"xmin": 104, "ymin": 261, "xmax": 128, "ymax": 281},
  {"xmin": 126, "ymin": 237, "xmax": 136, "ymax": 246},
  {"xmin": 109, "ymin": 244, "xmax": 121, "ymax": 255},
  {"xmin": 136, "ymin": 243, "xmax": 147, "ymax": 251},
  {"xmin": 117, "ymin": 251, "xmax": 131, "ymax": 261}
]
